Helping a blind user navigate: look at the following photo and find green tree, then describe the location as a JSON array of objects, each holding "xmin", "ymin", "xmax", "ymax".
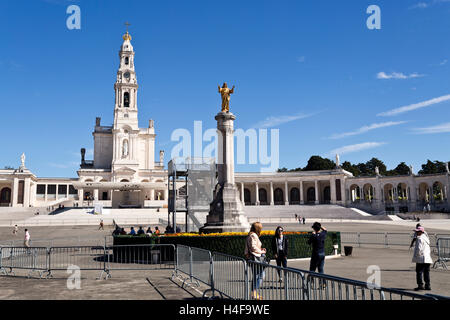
[
  {"xmin": 418, "ymin": 160, "xmax": 447, "ymax": 174},
  {"xmin": 365, "ymin": 158, "xmax": 387, "ymax": 176},
  {"xmin": 303, "ymin": 156, "xmax": 335, "ymax": 171},
  {"xmin": 387, "ymin": 162, "xmax": 410, "ymax": 176},
  {"xmin": 341, "ymin": 161, "xmax": 360, "ymax": 176},
  {"xmin": 277, "ymin": 167, "xmax": 288, "ymax": 172}
]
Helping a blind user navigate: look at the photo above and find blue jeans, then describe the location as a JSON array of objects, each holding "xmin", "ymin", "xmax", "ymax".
[
  {"xmin": 310, "ymin": 252, "xmax": 325, "ymax": 274},
  {"xmin": 250, "ymin": 263, "xmax": 265, "ymax": 290}
]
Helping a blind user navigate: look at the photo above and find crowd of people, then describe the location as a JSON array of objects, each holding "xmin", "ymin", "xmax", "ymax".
[{"xmin": 112, "ymin": 225, "xmax": 161, "ymax": 236}]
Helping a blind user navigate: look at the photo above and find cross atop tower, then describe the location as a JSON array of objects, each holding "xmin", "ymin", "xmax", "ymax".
[{"xmin": 125, "ymin": 21, "xmax": 131, "ymax": 32}]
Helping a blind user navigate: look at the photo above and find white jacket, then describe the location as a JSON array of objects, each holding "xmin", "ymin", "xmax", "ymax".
[{"xmin": 412, "ymin": 233, "xmax": 433, "ymax": 264}]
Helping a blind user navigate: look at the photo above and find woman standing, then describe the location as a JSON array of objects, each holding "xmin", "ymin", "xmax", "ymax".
[
  {"xmin": 244, "ymin": 222, "xmax": 266, "ymax": 300},
  {"xmin": 272, "ymin": 226, "xmax": 288, "ymax": 282}
]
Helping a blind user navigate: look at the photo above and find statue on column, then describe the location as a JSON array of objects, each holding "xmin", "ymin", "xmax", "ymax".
[
  {"xmin": 159, "ymin": 150, "xmax": 165, "ymax": 164},
  {"xmin": 218, "ymin": 82, "xmax": 235, "ymax": 112},
  {"xmin": 446, "ymin": 162, "xmax": 449, "ymax": 174},
  {"xmin": 20, "ymin": 153, "xmax": 26, "ymax": 168},
  {"xmin": 335, "ymin": 154, "xmax": 340, "ymax": 168},
  {"xmin": 409, "ymin": 165, "xmax": 414, "ymax": 175},
  {"xmin": 375, "ymin": 166, "xmax": 380, "ymax": 176}
]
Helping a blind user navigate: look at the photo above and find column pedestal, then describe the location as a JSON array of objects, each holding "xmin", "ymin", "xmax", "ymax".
[{"xmin": 200, "ymin": 111, "xmax": 250, "ymax": 233}]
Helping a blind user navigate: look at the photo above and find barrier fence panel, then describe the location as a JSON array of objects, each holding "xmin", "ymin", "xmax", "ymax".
[
  {"xmin": 211, "ymin": 252, "xmax": 248, "ymax": 300},
  {"xmin": 386, "ymin": 233, "xmax": 413, "ymax": 247},
  {"xmin": 247, "ymin": 261, "xmax": 307, "ymax": 301},
  {"xmin": 191, "ymin": 247, "xmax": 212, "ymax": 286},
  {"xmin": 433, "ymin": 237, "xmax": 450, "ymax": 269},
  {"xmin": 175, "ymin": 245, "xmax": 191, "ymax": 280},
  {"xmin": 0, "ymin": 247, "xmax": 49, "ymax": 278},
  {"xmin": 105, "ymin": 244, "xmax": 175, "ymax": 271},
  {"xmin": 303, "ymin": 272, "xmax": 436, "ymax": 301},
  {"xmin": 48, "ymin": 246, "xmax": 105, "ymax": 273}
]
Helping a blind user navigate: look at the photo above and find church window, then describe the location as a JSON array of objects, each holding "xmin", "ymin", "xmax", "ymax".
[
  {"xmin": 124, "ymin": 92, "xmax": 130, "ymax": 107},
  {"xmin": 125, "ymin": 57, "xmax": 129, "ymax": 65}
]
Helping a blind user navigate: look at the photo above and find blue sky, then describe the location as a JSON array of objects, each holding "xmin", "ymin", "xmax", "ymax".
[{"xmin": 1, "ymin": 0, "xmax": 449, "ymax": 177}]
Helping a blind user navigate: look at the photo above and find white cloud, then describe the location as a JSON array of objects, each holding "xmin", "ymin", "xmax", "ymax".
[
  {"xmin": 252, "ymin": 113, "xmax": 311, "ymax": 128},
  {"xmin": 440, "ymin": 59, "xmax": 448, "ymax": 66},
  {"xmin": 411, "ymin": 122, "xmax": 450, "ymax": 134},
  {"xmin": 328, "ymin": 142, "xmax": 386, "ymax": 156},
  {"xmin": 377, "ymin": 94, "xmax": 450, "ymax": 116},
  {"xmin": 329, "ymin": 121, "xmax": 407, "ymax": 139},
  {"xmin": 376, "ymin": 72, "xmax": 424, "ymax": 79}
]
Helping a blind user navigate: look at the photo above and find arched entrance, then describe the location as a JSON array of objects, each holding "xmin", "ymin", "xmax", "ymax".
[
  {"xmin": 323, "ymin": 186, "xmax": 331, "ymax": 204},
  {"xmin": 306, "ymin": 187, "xmax": 315, "ymax": 204},
  {"xmin": 258, "ymin": 188, "xmax": 268, "ymax": 205},
  {"xmin": 274, "ymin": 188, "xmax": 283, "ymax": 205},
  {"xmin": 244, "ymin": 188, "xmax": 251, "ymax": 205},
  {"xmin": 0, "ymin": 187, "xmax": 11, "ymax": 206},
  {"xmin": 290, "ymin": 187, "xmax": 300, "ymax": 204}
]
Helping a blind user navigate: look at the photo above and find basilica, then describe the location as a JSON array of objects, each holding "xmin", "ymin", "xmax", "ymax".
[{"xmin": 0, "ymin": 31, "xmax": 449, "ymax": 215}]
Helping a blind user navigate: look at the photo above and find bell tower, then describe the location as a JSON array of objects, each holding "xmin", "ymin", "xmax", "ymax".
[
  {"xmin": 112, "ymin": 24, "xmax": 140, "ymax": 177},
  {"xmin": 114, "ymin": 23, "xmax": 138, "ymax": 130}
]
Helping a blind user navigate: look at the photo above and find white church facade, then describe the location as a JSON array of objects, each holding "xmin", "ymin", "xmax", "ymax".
[{"xmin": 0, "ymin": 31, "xmax": 449, "ymax": 214}]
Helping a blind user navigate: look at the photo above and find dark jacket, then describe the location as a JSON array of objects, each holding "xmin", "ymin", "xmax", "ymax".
[{"xmin": 272, "ymin": 236, "xmax": 288, "ymax": 257}]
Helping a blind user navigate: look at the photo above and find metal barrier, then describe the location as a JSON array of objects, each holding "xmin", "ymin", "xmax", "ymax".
[
  {"xmin": 0, "ymin": 247, "xmax": 49, "ymax": 278},
  {"xmin": 341, "ymin": 232, "xmax": 450, "ymax": 249},
  {"xmin": 303, "ymin": 272, "xmax": 435, "ymax": 300},
  {"xmin": 433, "ymin": 237, "xmax": 450, "ymax": 269},
  {"xmin": 211, "ymin": 252, "xmax": 248, "ymax": 300},
  {"xmin": 173, "ymin": 245, "xmax": 449, "ymax": 301},
  {"xmin": 106, "ymin": 244, "xmax": 175, "ymax": 272},
  {"xmin": 0, "ymin": 244, "xmax": 176, "ymax": 279}
]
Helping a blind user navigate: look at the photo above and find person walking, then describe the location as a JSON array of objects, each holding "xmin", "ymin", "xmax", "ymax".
[
  {"xmin": 98, "ymin": 219, "xmax": 104, "ymax": 230},
  {"xmin": 271, "ymin": 226, "xmax": 288, "ymax": 282},
  {"xmin": 244, "ymin": 222, "xmax": 266, "ymax": 300},
  {"xmin": 412, "ymin": 226, "xmax": 432, "ymax": 291},
  {"xmin": 24, "ymin": 229, "xmax": 31, "ymax": 248}
]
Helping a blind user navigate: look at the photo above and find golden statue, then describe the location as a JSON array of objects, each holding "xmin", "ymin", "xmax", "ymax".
[{"xmin": 218, "ymin": 82, "xmax": 235, "ymax": 112}]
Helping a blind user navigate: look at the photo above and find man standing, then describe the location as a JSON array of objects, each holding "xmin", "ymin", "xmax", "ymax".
[
  {"xmin": 24, "ymin": 229, "xmax": 31, "ymax": 248},
  {"xmin": 308, "ymin": 222, "xmax": 327, "ymax": 274},
  {"xmin": 412, "ymin": 226, "xmax": 432, "ymax": 291}
]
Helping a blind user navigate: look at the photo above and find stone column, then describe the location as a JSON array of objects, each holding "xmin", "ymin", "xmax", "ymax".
[
  {"xmin": 284, "ymin": 181, "xmax": 289, "ymax": 205},
  {"xmin": 255, "ymin": 182, "xmax": 260, "ymax": 205},
  {"xmin": 150, "ymin": 189, "xmax": 155, "ymax": 201},
  {"xmin": 314, "ymin": 180, "xmax": 319, "ymax": 204},
  {"xmin": 240, "ymin": 182, "xmax": 245, "ymax": 205},
  {"xmin": 94, "ymin": 189, "xmax": 99, "ymax": 201},
  {"xmin": 341, "ymin": 179, "xmax": 346, "ymax": 204},
  {"xmin": 299, "ymin": 180, "xmax": 304, "ymax": 204},
  {"xmin": 164, "ymin": 188, "xmax": 168, "ymax": 201},
  {"xmin": 23, "ymin": 178, "xmax": 31, "ymax": 207},
  {"xmin": 201, "ymin": 111, "xmax": 250, "ymax": 233},
  {"xmin": 330, "ymin": 178, "xmax": 336, "ymax": 204},
  {"xmin": 269, "ymin": 181, "xmax": 274, "ymax": 206},
  {"xmin": 45, "ymin": 184, "xmax": 48, "ymax": 202},
  {"xmin": 78, "ymin": 188, "xmax": 83, "ymax": 203},
  {"xmin": 12, "ymin": 178, "xmax": 19, "ymax": 207}
]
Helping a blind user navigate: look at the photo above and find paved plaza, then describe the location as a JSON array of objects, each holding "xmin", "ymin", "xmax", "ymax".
[{"xmin": 0, "ymin": 219, "xmax": 449, "ymax": 300}]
